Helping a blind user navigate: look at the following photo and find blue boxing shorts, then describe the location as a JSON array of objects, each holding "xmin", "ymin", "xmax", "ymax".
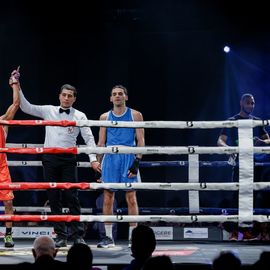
[{"xmin": 101, "ymin": 154, "xmax": 140, "ymax": 183}]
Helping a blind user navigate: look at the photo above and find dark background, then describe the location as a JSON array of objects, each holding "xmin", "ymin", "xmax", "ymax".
[{"xmin": 1, "ymin": 0, "xmax": 270, "ymax": 219}]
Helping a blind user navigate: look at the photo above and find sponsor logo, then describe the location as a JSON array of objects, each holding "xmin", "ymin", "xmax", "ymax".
[
  {"xmin": 35, "ymin": 120, "xmax": 43, "ymax": 124},
  {"xmin": 152, "ymin": 227, "xmax": 173, "ymax": 240},
  {"xmin": 0, "ymin": 250, "xmax": 68, "ymax": 256},
  {"xmin": 150, "ymin": 217, "xmax": 162, "ymax": 220},
  {"xmin": 125, "ymin": 183, "xmax": 132, "ymax": 188},
  {"xmin": 200, "ymin": 183, "xmax": 207, "ymax": 189},
  {"xmin": 111, "ymin": 121, "xmax": 118, "ymax": 125},
  {"xmin": 116, "ymin": 215, "xmax": 123, "ymax": 220},
  {"xmin": 190, "ymin": 215, "xmax": 198, "ymax": 222},
  {"xmin": 145, "ymin": 123, "xmax": 157, "ymax": 127},
  {"xmin": 221, "ymin": 209, "xmax": 228, "ymax": 215},
  {"xmin": 159, "ymin": 184, "xmax": 172, "ymax": 188},
  {"xmin": 262, "ymin": 120, "xmax": 269, "ymax": 126},
  {"xmin": 36, "ymin": 147, "xmax": 44, "ymax": 153},
  {"xmin": 112, "ymin": 147, "xmax": 119, "ymax": 153},
  {"xmin": 9, "ymin": 184, "xmax": 21, "ymax": 189},
  {"xmin": 0, "ymin": 227, "xmax": 55, "ymax": 238},
  {"xmin": 222, "ymin": 121, "xmax": 235, "ymax": 127},
  {"xmin": 67, "ymin": 127, "xmax": 75, "ymax": 134},
  {"xmin": 184, "ymin": 228, "xmax": 208, "ymax": 239},
  {"xmin": 224, "ymin": 148, "xmax": 236, "ymax": 154},
  {"xmin": 40, "ymin": 215, "xmax": 48, "ymax": 221},
  {"xmin": 146, "ymin": 149, "xmax": 159, "ymax": 153}
]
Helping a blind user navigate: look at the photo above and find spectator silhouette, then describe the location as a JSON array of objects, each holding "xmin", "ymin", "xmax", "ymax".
[
  {"xmin": 67, "ymin": 243, "xmax": 101, "ymax": 270},
  {"xmin": 212, "ymin": 251, "xmax": 241, "ymax": 270},
  {"xmin": 17, "ymin": 236, "xmax": 66, "ymax": 269},
  {"xmin": 122, "ymin": 224, "xmax": 156, "ymax": 270},
  {"xmin": 252, "ymin": 251, "xmax": 270, "ymax": 270},
  {"xmin": 142, "ymin": 255, "xmax": 174, "ymax": 270}
]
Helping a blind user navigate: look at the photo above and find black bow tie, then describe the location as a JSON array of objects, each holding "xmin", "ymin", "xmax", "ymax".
[{"xmin": 59, "ymin": 108, "xmax": 70, "ymax": 114}]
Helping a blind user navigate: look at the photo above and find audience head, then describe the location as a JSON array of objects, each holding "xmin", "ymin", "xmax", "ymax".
[
  {"xmin": 253, "ymin": 251, "xmax": 270, "ymax": 270},
  {"xmin": 67, "ymin": 243, "xmax": 93, "ymax": 270},
  {"xmin": 212, "ymin": 251, "xmax": 241, "ymax": 270},
  {"xmin": 142, "ymin": 255, "xmax": 174, "ymax": 270},
  {"xmin": 131, "ymin": 224, "xmax": 156, "ymax": 260},
  {"xmin": 32, "ymin": 236, "xmax": 57, "ymax": 260}
]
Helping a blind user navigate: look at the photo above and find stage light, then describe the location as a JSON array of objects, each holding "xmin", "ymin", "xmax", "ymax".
[{"xmin": 223, "ymin": 46, "xmax": 230, "ymax": 53}]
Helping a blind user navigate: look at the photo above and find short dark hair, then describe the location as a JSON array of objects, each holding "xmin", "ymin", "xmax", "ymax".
[
  {"xmin": 131, "ymin": 224, "xmax": 156, "ymax": 259},
  {"xmin": 241, "ymin": 93, "xmax": 254, "ymax": 102},
  {"xmin": 213, "ymin": 251, "xmax": 241, "ymax": 270},
  {"xmin": 60, "ymin": 84, "xmax": 77, "ymax": 97},
  {"xmin": 111, "ymin": 85, "xmax": 128, "ymax": 95},
  {"xmin": 67, "ymin": 243, "xmax": 93, "ymax": 270}
]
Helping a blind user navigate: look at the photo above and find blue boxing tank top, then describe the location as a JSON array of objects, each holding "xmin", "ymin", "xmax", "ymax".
[{"xmin": 106, "ymin": 107, "xmax": 136, "ymax": 146}]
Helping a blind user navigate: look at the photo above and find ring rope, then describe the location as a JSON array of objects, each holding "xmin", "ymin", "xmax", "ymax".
[
  {"xmin": 6, "ymin": 143, "xmax": 89, "ymax": 148},
  {"xmin": 7, "ymin": 160, "xmax": 270, "ymax": 168},
  {"xmin": 0, "ymin": 182, "xmax": 270, "ymax": 190},
  {"xmin": 3, "ymin": 119, "xmax": 269, "ymax": 227},
  {"xmin": 0, "ymin": 214, "xmax": 269, "ymax": 223},
  {"xmin": 2, "ymin": 206, "xmax": 270, "ymax": 215},
  {"xmin": 2, "ymin": 146, "xmax": 270, "ymax": 155},
  {"xmin": 0, "ymin": 119, "xmax": 268, "ymax": 128}
]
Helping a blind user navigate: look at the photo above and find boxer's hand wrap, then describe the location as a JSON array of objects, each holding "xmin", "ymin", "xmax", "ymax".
[
  {"xmin": 128, "ymin": 157, "xmax": 141, "ymax": 174},
  {"xmin": 94, "ymin": 171, "xmax": 102, "ymax": 182}
]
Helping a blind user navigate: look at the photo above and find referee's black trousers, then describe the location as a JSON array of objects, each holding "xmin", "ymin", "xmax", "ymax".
[{"xmin": 42, "ymin": 154, "xmax": 84, "ymax": 240}]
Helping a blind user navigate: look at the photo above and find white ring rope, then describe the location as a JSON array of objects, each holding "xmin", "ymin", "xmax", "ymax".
[
  {"xmin": 3, "ymin": 146, "xmax": 270, "ymax": 155},
  {"xmin": 78, "ymin": 214, "xmax": 270, "ymax": 223},
  {"xmin": 1, "ymin": 119, "xmax": 269, "ymax": 128},
  {"xmin": 5, "ymin": 144, "xmax": 270, "ymax": 155},
  {"xmin": 83, "ymin": 182, "xmax": 270, "ymax": 191},
  {"xmin": 77, "ymin": 120, "xmax": 242, "ymax": 128},
  {"xmin": 77, "ymin": 146, "xmax": 270, "ymax": 155}
]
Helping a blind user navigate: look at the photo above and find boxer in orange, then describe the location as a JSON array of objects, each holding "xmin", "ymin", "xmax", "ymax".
[{"xmin": 0, "ymin": 67, "xmax": 20, "ymax": 247}]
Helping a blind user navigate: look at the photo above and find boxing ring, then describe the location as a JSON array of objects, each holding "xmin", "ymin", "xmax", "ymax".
[{"xmin": 0, "ymin": 118, "xmax": 270, "ymax": 268}]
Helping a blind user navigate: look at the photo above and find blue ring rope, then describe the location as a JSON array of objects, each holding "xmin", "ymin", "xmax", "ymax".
[
  {"xmin": 140, "ymin": 161, "xmax": 270, "ymax": 167},
  {"xmin": 92, "ymin": 207, "xmax": 270, "ymax": 215}
]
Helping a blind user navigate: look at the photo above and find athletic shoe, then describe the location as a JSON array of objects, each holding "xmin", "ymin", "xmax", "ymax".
[
  {"xmin": 4, "ymin": 234, "xmax": 14, "ymax": 248},
  {"xmin": 55, "ymin": 237, "xmax": 67, "ymax": 247},
  {"xmin": 73, "ymin": 237, "xmax": 86, "ymax": 245},
  {"xmin": 97, "ymin": 236, "xmax": 115, "ymax": 248}
]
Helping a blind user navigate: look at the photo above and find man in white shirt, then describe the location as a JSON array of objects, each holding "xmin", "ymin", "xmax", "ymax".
[{"xmin": 10, "ymin": 69, "xmax": 101, "ymax": 247}]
